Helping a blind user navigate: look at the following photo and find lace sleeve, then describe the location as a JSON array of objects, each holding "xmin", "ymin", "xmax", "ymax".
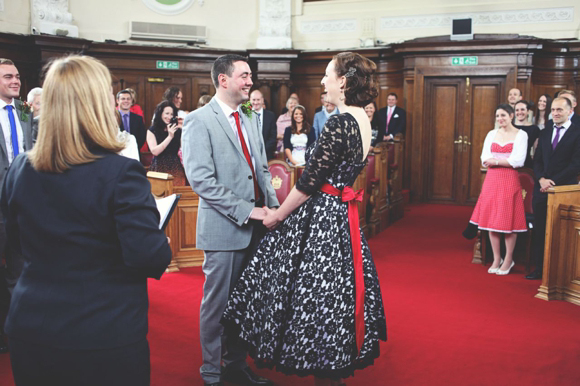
[{"xmin": 296, "ymin": 116, "xmax": 345, "ymax": 195}]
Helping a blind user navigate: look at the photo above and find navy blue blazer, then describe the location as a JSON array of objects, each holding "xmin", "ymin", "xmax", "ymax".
[
  {"xmin": 120, "ymin": 111, "xmax": 147, "ymax": 150},
  {"xmin": 1, "ymin": 151, "xmax": 172, "ymax": 349},
  {"xmin": 533, "ymin": 122, "xmax": 580, "ymax": 205},
  {"xmin": 375, "ymin": 106, "xmax": 406, "ymax": 143}
]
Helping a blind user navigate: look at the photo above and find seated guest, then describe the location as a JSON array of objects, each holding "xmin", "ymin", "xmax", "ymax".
[
  {"xmin": 364, "ymin": 101, "xmax": 379, "ymax": 147},
  {"xmin": 314, "ymin": 91, "xmax": 326, "ymax": 113},
  {"xmin": 469, "ymin": 104, "xmax": 528, "ymax": 275},
  {"xmin": 197, "ymin": 94, "xmax": 212, "ymax": 109},
  {"xmin": 535, "ymin": 94, "xmax": 552, "ymax": 130},
  {"xmin": 147, "ymin": 100, "xmax": 187, "ymax": 185},
  {"xmin": 1, "ymin": 55, "xmax": 172, "ymax": 385},
  {"xmin": 376, "ymin": 92, "xmax": 406, "ymax": 143},
  {"xmin": 125, "ymin": 87, "xmax": 144, "ymax": 120},
  {"xmin": 284, "ymin": 105, "xmax": 315, "ymax": 166},
  {"xmin": 117, "ymin": 89, "xmax": 146, "ymax": 150},
  {"xmin": 250, "ymin": 89, "xmax": 277, "ymax": 160},
  {"xmin": 312, "ymin": 100, "xmax": 339, "ymax": 140},
  {"xmin": 276, "ymin": 96, "xmax": 298, "ymax": 153},
  {"xmin": 527, "ymin": 97, "xmax": 580, "ymax": 280},
  {"xmin": 513, "ymin": 100, "xmax": 540, "ymax": 167},
  {"xmin": 27, "ymin": 87, "xmax": 42, "ymax": 145}
]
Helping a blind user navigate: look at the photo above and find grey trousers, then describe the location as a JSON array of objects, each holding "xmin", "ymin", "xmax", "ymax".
[{"xmin": 199, "ymin": 247, "xmax": 251, "ymax": 383}]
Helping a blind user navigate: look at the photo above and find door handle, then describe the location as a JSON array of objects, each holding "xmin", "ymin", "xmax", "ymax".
[
  {"xmin": 463, "ymin": 136, "xmax": 471, "ymax": 152},
  {"xmin": 454, "ymin": 136, "xmax": 463, "ymax": 144}
]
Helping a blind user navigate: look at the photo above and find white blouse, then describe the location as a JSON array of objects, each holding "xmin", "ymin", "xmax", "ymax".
[{"xmin": 480, "ymin": 128, "xmax": 528, "ymax": 168}]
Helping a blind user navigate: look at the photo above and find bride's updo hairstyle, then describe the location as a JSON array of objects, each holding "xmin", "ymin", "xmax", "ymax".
[{"xmin": 333, "ymin": 52, "xmax": 378, "ymax": 107}]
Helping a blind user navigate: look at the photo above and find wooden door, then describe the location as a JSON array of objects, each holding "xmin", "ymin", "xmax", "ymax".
[
  {"xmin": 145, "ymin": 76, "xmax": 192, "ymax": 119},
  {"xmin": 424, "ymin": 76, "xmax": 504, "ymax": 204}
]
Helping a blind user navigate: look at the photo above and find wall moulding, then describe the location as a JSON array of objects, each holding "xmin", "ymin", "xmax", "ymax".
[
  {"xmin": 380, "ymin": 7, "xmax": 574, "ymax": 30},
  {"xmin": 300, "ymin": 19, "xmax": 357, "ymax": 35}
]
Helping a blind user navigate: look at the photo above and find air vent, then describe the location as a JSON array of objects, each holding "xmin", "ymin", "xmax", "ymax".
[{"xmin": 130, "ymin": 21, "xmax": 206, "ymax": 43}]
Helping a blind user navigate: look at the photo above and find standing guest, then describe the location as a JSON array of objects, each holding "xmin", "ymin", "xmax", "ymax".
[
  {"xmin": 284, "ymin": 105, "xmax": 316, "ymax": 166},
  {"xmin": 469, "ymin": 104, "xmax": 528, "ymax": 275},
  {"xmin": 364, "ymin": 101, "xmax": 379, "ymax": 147},
  {"xmin": 526, "ymin": 97, "xmax": 580, "ymax": 280},
  {"xmin": 114, "ymin": 110, "xmax": 140, "ymax": 162},
  {"xmin": 125, "ymin": 87, "xmax": 144, "ymax": 119},
  {"xmin": 513, "ymin": 100, "xmax": 540, "ymax": 167},
  {"xmin": 312, "ymin": 100, "xmax": 339, "ymax": 139},
  {"xmin": 507, "ymin": 88, "xmax": 523, "ymax": 109},
  {"xmin": 163, "ymin": 86, "xmax": 187, "ymax": 117},
  {"xmin": 197, "ymin": 94, "xmax": 212, "ymax": 109},
  {"xmin": 223, "ymin": 51, "xmax": 387, "ymax": 386},
  {"xmin": 314, "ymin": 91, "xmax": 326, "ymax": 113},
  {"xmin": 27, "ymin": 87, "xmax": 42, "ymax": 145},
  {"xmin": 1, "ymin": 55, "xmax": 171, "ymax": 386},
  {"xmin": 276, "ymin": 96, "xmax": 298, "ymax": 153},
  {"xmin": 182, "ymin": 54, "xmax": 278, "ymax": 386},
  {"xmin": 376, "ymin": 92, "xmax": 406, "ymax": 143},
  {"xmin": 117, "ymin": 89, "xmax": 146, "ymax": 150},
  {"xmin": 251, "ymin": 89, "xmax": 277, "ymax": 160},
  {"xmin": 0, "ymin": 58, "xmax": 33, "ymax": 292},
  {"xmin": 535, "ymin": 94, "xmax": 552, "ymax": 130},
  {"xmin": 557, "ymin": 90, "xmax": 580, "ymax": 126},
  {"xmin": 147, "ymin": 100, "xmax": 187, "ymax": 186},
  {"xmin": 280, "ymin": 92, "xmax": 300, "ymax": 115},
  {"xmin": 0, "ymin": 58, "xmax": 34, "ymax": 355}
]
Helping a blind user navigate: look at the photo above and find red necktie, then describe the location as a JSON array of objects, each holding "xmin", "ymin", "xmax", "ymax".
[{"xmin": 233, "ymin": 112, "xmax": 261, "ymax": 202}]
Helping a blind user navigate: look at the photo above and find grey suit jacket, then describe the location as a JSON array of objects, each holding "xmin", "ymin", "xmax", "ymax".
[
  {"xmin": 0, "ymin": 99, "xmax": 33, "ymax": 184},
  {"xmin": 182, "ymin": 97, "xmax": 279, "ymax": 251}
]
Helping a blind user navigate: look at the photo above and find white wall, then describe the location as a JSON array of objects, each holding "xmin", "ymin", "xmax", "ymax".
[
  {"xmin": 0, "ymin": 0, "xmax": 578, "ymax": 50},
  {"xmin": 293, "ymin": 0, "xmax": 580, "ymax": 50}
]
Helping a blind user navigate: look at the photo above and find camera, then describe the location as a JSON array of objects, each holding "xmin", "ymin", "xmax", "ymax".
[{"xmin": 170, "ymin": 116, "xmax": 178, "ymax": 126}]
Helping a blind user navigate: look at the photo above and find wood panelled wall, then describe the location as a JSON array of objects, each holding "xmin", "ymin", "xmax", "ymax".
[{"xmin": 2, "ymin": 33, "xmax": 578, "ymax": 203}]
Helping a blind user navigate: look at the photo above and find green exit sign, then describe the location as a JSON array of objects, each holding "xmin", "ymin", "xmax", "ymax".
[
  {"xmin": 451, "ymin": 56, "xmax": 478, "ymax": 66},
  {"xmin": 156, "ymin": 61, "xmax": 179, "ymax": 70}
]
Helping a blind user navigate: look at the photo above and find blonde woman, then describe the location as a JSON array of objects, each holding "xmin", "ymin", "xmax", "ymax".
[
  {"xmin": 276, "ymin": 96, "xmax": 298, "ymax": 152},
  {"xmin": 1, "ymin": 55, "xmax": 171, "ymax": 386}
]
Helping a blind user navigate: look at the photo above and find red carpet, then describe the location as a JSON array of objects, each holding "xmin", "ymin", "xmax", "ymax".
[{"xmin": 2, "ymin": 204, "xmax": 580, "ymax": 385}]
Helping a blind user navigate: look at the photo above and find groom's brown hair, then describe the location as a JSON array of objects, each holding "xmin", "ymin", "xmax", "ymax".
[{"xmin": 211, "ymin": 54, "xmax": 248, "ymax": 88}]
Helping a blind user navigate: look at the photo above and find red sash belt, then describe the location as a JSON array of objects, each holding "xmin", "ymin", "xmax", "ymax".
[{"xmin": 320, "ymin": 183, "xmax": 365, "ymax": 354}]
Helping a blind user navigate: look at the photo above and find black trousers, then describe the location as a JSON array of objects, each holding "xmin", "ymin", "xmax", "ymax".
[
  {"xmin": 532, "ymin": 199, "xmax": 548, "ymax": 270},
  {"xmin": 9, "ymin": 338, "xmax": 150, "ymax": 386}
]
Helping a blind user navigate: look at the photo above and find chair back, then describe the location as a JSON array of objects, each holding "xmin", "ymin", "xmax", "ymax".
[
  {"xmin": 366, "ymin": 154, "xmax": 376, "ymax": 191},
  {"xmin": 518, "ymin": 168, "xmax": 535, "ymax": 214},
  {"xmin": 268, "ymin": 160, "xmax": 295, "ymax": 204}
]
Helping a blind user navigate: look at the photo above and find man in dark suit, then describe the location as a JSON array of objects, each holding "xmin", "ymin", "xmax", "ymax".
[
  {"xmin": 526, "ymin": 96, "xmax": 580, "ymax": 280},
  {"xmin": 117, "ymin": 89, "xmax": 146, "ymax": 149},
  {"xmin": 314, "ymin": 91, "xmax": 326, "ymax": 114},
  {"xmin": 250, "ymin": 89, "xmax": 277, "ymax": 160},
  {"xmin": 376, "ymin": 92, "xmax": 406, "ymax": 143},
  {"xmin": 544, "ymin": 90, "xmax": 579, "ymax": 130},
  {"xmin": 0, "ymin": 58, "xmax": 34, "ymax": 353}
]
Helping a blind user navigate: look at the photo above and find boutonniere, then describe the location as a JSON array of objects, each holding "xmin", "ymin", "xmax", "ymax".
[
  {"xmin": 16, "ymin": 99, "xmax": 32, "ymax": 122},
  {"xmin": 240, "ymin": 100, "xmax": 254, "ymax": 120},
  {"xmin": 393, "ymin": 114, "xmax": 399, "ymax": 118}
]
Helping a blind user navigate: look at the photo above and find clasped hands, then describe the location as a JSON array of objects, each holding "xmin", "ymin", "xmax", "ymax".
[
  {"xmin": 250, "ymin": 207, "xmax": 282, "ymax": 230},
  {"xmin": 482, "ymin": 158, "xmax": 498, "ymax": 168},
  {"xmin": 539, "ymin": 177, "xmax": 555, "ymax": 193}
]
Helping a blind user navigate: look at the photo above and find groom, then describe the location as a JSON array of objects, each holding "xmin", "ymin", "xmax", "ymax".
[{"xmin": 182, "ymin": 54, "xmax": 278, "ymax": 386}]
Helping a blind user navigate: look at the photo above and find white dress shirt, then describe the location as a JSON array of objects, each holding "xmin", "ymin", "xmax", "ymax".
[
  {"xmin": 0, "ymin": 98, "xmax": 25, "ymax": 164},
  {"xmin": 254, "ymin": 108, "xmax": 264, "ymax": 131}
]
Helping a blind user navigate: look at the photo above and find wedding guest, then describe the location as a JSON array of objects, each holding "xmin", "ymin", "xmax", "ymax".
[
  {"xmin": 114, "ymin": 110, "xmax": 139, "ymax": 162},
  {"xmin": 513, "ymin": 100, "xmax": 540, "ymax": 167},
  {"xmin": 469, "ymin": 104, "xmax": 528, "ymax": 275},
  {"xmin": 557, "ymin": 90, "xmax": 579, "ymax": 126},
  {"xmin": 314, "ymin": 91, "xmax": 326, "ymax": 113},
  {"xmin": 27, "ymin": 87, "xmax": 42, "ymax": 144},
  {"xmin": 535, "ymin": 94, "xmax": 552, "ymax": 130},
  {"xmin": 376, "ymin": 92, "xmax": 406, "ymax": 142},
  {"xmin": 312, "ymin": 100, "xmax": 339, "ymax": 139},
  {"xmin": 280, "ymin": 92, "xmax": 300, "ymax": 115},
  {"xmin": 197, "ymin": 94, "xmax": 212, "ymax": 109},
  {"xmin": 507, "ymin": 88, "xmax": 523, "ymax": 109},
  {"xmin": 223, "ymin": 52, "xmax": 387, "ymax": 386},
  {"xmin": 276, "ymin": 96, "xmax": 298, "ymax": 153},
  {"xmin": 117, "ymin": 89, "xmax": 146, "ymax": 150},
  {"xmin": 125, "ymin": 88, "xmax": 144, "ymax": 119},
  {"xmin": 284, "ymin": 105, "xmax": 316, "ymax": 166},
  {"xmin": 1, "ymin": 55, "xmax": 171, "ymax": 386},
  {"xmin": 147, "ymin": 100, "xmax": 187, "ymax": 186},
  {"xmin": 364, "ymin": 101, "xmax": 379, "ymax": 147},
  {"xmin": 251, "ymin": 89, "xmax": 277, "ymax": 160}
]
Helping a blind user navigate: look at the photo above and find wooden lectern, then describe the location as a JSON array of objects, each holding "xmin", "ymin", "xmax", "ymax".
[{"xmin": 535, "ymin": 185, "xmax": 580, "ymax": 305}]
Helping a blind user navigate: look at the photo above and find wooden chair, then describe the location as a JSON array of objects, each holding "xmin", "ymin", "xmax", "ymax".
[
  {"xmin": 387, "ymin": 135, "xmax": 405, "ymax": 223},
  {"xmin": 140, "ymin": 151, "xmax": 154, "ymax": 170},
  {"xmin": 268, "ymin": 160, "xmax": 295, "ymax": 204},
  {"xmin": 373, "ymin": 142, "xmax": 390, "ymax": 232},
  {"xmin": 365, "ymin": 153, "xmax": 381, "ymax": 237}
]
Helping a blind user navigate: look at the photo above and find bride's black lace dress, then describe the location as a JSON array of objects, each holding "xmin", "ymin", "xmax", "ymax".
[{"xmin": 222, "ymin": 113, "xmax": 387, "ymax": 379}]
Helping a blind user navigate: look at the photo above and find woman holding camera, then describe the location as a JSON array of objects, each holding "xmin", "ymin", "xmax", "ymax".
[{"xmin": 147, "ymin": 100, "xmax": 187, "ymax": 185}]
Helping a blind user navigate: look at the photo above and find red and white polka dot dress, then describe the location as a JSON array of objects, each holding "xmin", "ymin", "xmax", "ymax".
[{"xmin": 470, "ymin": 142, "xmax": 527, "ymax": 233}]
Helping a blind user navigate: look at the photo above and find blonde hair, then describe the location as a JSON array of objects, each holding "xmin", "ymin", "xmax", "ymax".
[{"xmin": 29, "ymin": 55, "xmax": 124, "ymax": 173}]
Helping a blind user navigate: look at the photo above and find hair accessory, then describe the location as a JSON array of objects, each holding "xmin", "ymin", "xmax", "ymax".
[{"xmin": 345, "ymin": 67, "xmax": 356, "ymax": 78}]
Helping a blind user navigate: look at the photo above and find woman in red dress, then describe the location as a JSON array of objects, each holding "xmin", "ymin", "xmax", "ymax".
[{"xmin": 470, "ymin": 104, "xmax": 528, "ymax": 275}]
